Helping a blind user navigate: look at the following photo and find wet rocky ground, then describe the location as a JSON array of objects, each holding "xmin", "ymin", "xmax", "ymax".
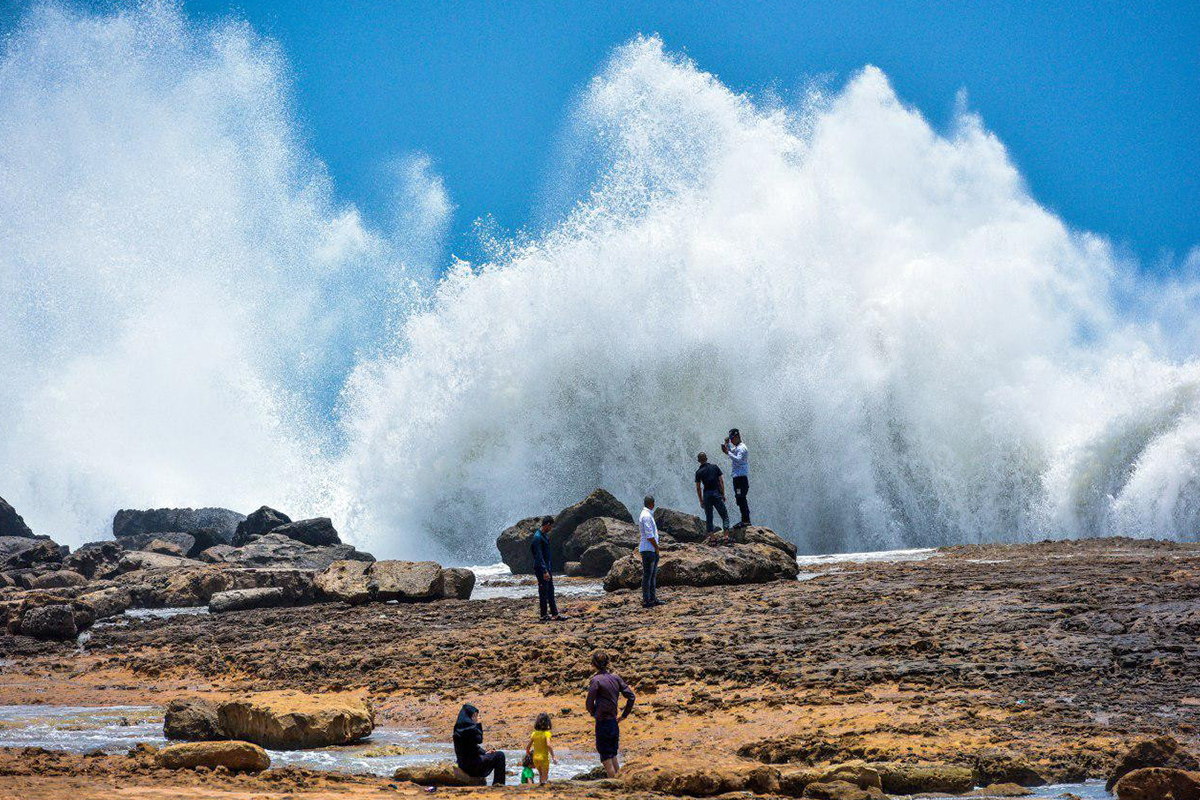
[{"xmin": 2, "ymin": 536, "xmax": 1199, "ymax": 798}]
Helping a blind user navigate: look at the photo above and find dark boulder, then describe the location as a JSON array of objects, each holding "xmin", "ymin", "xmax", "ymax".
[
  {"xmin": 549, "ymin": 489, "xmax": 633, "ymax": 565},
  {"xmin": 164, "ymin": 698, "xmax": 225, "ymax": 741},
  {"xmin": 707, "ymin": 525, "xmax": 798, "ymax": 558},
  {"xmin": 441, "ymin": 567, "xmax": 476, "ymax": 600},
  {"xmin": 270, "ymin": 518, "xmax": 340, "ymax": 547},
  {"xmin": 27, "ymin": 570, "xmax": 87, "ymax": 590},
  {"xmin": 66, "ymin": 541, "xmax": 125, "ymax": 579},
  {"xmin": 605, "ymin": 542, "xmax": 799, "ymax": 591},
  {"xmin": 1114, "ymin": 768, "xmax": 1200, "ymax": 800},
  {"xmin": 654, "ymin": 507, "xmax": 707, "ymax": 542},
  {"xmin": 1107, "ymin": 737, "xmax": 1200, "ymax": 791},
  {"xmin": 564, "ymin": 517, "xmax": 640, "ymax": 561},
  {"xmin": 0, "ymin": 536, "xmax": 63, "ymax": 571},
  {"xmin": 0, "ymin": 497, "xmax": 34, "ymax": 538},
  {"xmin": 233, "ymin": 506, "xmax": 292, "ymax": 546},
  {"xmin": 974, "ymin": 749, "xmax": 1047, "ymax": 787},
  {"xmin": 581, "ymin": 542, "xmax": 636, "ymax": 577},
  {"xmin": 79, "ymin": 587, "xmax": 132, "ymax": 620},
  {"xmin": 113, "ymin": 507, "xmax": 244, "ymax": 544},
  {"xmin": 19, "ymin": 603, "xmax": 78, "ymax": 640},
  {"xmin": 496, "ymin": 516, "xmax": 543, "ymax": 575},
  {"xmin": 198, "ymin": 545, "xmax": 237, "ymax": 563}
]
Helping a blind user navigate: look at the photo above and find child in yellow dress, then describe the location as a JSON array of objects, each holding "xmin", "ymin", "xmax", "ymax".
[{"xmin": 524, "ymin": 712, "xmax": 557, "ymax": 784}]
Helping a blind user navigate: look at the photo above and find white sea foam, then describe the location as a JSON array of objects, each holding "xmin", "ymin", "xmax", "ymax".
[{"xmin": 2, "ymin": 7, "xmax": 1199, "ymax": 560}]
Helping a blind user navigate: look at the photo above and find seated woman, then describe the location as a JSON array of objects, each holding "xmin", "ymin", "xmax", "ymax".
[{"xmin": 453, "ymin": 703, "xmax": 506, "ymax": 785}]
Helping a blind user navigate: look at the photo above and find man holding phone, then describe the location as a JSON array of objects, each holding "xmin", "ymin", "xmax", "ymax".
[{"xmin": 721, "ymin": 428, "xmax": 751, "ymax": 528}]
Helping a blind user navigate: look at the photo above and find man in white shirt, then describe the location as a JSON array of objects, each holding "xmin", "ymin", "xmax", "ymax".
[
  {"xmin": 721, "ymin": 428, "xmax": 751, "ymax": 528},
  {"xmin": 637, "ymin": 496, "xmax": 662, "ymax": 608}
]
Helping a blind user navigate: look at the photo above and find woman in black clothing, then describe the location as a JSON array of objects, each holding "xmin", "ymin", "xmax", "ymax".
[{"xmin": 453, "ymin": 703, "xmax": 506, "ymax": 785}]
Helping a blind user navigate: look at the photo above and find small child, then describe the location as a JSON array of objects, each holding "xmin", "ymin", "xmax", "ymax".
[
  {"xmin": 525, "ymin": 712, "xmax": 557, "ymax": 785},
  {"xmin": 520, "ymin": 752, "xmax": 536, "ymax": 784}
]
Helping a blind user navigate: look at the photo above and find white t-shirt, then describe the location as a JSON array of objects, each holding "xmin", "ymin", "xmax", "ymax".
[{"xmin": 638, "ymin": 507, "xmax": 659, "ymax": 553}]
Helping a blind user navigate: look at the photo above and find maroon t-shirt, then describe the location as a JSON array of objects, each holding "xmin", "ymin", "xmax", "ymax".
[{"xmin": 586, "ymin": 672, "xmax": 635, "ymax": 721}]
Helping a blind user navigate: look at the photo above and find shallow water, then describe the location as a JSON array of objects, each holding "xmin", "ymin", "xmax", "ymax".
[
  {"xmin": 794, "ymin": 548, "xmax": 939, "ymax": 566},
  {"xmin": 0, "ymin": 705, "xmax": 597, "ymax": 779},
  {"xmin": 469, "ymin": 563, "xmax": 605, "ymax": 601}
]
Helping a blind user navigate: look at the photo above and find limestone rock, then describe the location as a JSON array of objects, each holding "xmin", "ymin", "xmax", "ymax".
[
  {"xmin": 209, "ymin": 587, "xmax": 288, "ymax": 614},
  {"xmin": 441, "ymin": 567, "xmax": 476, "ymax": 600},
  {"xmin": 118, "ymin": 531, "xmax": 197, "ymax": 557},
  {"xmin": 1107, "ymin": 736, "xmax": 1200, "ymax": 791},
  {"xmin": 113, "ymin": 507, "xmax": 245, "ymax": 543},
  {"xmin": 79, "ymin": 587, "xmax": 132, "ymax": 620},
  {"xmin": 496, "ymin": 516, "xmax": 543, "ymax": 575},
  {"xmin": 164, "ymin": 698, "xmax": 225, "ymax": 741},
  {"xmin": 218, "ymin": 533, "xmax": 371, "ymax": 571},
  {"xmin": 803, "ymin": 780, "xmax": 882, "ymax": 800},
  {"xmin": 198, "ymin": 544, "xmax": 237, "ymax": 563},
  {"xmin": 721, "ymin": 525, "xmax": 798, "ymax": 558},
  {"xmin": 873, "ymin": 762, "xmax": 974, "ymax": 794},
  {"xmin": 155, "ymin": 740, "xmax": 270, "ymax": 772},
  {"xmin": 114, "ymin": 565, "xmax": 314, "ymax": 608},
  {"xmin": 315, "ymin": 560, "xmax": 446, "ymax": 603},
  {"xmin": 564, "ymin": 517, "xmax": 640, "ymax": 561},
  {"xmin": 581, "ymin": 541, "xmax": 635, "ymax": 577},
  {"xmin": 974, "ymin": 748, "xmax": 1047, "ymax": 787},
  {"xmin": 217, "ymin": 690, "xmax": 374, "ymax": 750},
  {"xmin": 654, "ymin": 507, "xmax": 707, "ymax": 542},
  {"xmin": 27, "ymin": 569, "xmax": 87, "ymax": 590},
  {"xmin": 605, "ymin": 542, "xmax": 799, "ymax": 590},
  {"xmin": 233, "ymin": 506, "xmax": 292, "ymax": 546},
  {"xmin": 1114, "ymin": 768, "xmax": 1200, "ymax": 800},
  {"xmin": 393, "ymin": 761, "xmax": 486, "ymax": 786},
  {"xmin": 0, "ymin": 497, "xmax": 34, "ymax": 538},
  {"xmin": 550, "ymin": 489, "xmax": 633, "ymax": 564},
  {"xmin": 118, "ymin": 551, "xmax": 207, "ymax": 573}
]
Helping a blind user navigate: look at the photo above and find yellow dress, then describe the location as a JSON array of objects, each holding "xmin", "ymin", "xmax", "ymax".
[{"xmin": 530, "ymin": 730, "xmax": 552, "ymax": 770}]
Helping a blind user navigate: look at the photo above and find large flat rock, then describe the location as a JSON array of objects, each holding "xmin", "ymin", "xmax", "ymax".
[{"xmin": 216, "ymin": 690, "xmax": 374, "ymax": 750}]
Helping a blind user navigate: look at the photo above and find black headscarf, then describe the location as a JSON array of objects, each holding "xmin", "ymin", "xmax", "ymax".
[{"xmin": 453, "ymin": 703, "xmax": 485, "ymax": 768}]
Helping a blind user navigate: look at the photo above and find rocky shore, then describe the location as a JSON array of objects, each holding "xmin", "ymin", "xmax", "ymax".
[{"xmin": 1, "ymin": 514, "xmax": 1200, "ymax": 799}]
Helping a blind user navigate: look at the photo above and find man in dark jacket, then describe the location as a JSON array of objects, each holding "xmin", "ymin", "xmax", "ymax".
[
  {"xmin": 452, "ymin": 703, "xmax": 506, "ymax": 784},
  {"xmin": 586, "ymin": 650, "xmax": 635, "ymax": 777},
  {"xmin": 530, "ymin": 515, "xmax": 562, "ymax": 621}
]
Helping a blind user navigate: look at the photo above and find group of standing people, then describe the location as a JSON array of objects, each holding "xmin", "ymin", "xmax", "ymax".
[{"xmin": 451, "ymin": 650, "xmax": 636, "ymax": 785}]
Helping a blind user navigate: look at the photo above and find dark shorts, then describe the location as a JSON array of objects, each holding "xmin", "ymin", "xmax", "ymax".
[{"xmin": 595, "ymin": 718, "xmax": 620, "ymax": 759}]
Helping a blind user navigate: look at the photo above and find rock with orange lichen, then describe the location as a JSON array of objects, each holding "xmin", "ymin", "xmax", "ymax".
[
  {"xmin": 155, "ymin": 740, "xmax": 270, "ymax": 772},
  {"xmin": 217, "ymin": 690, "xmax": 374, "ymax": 749}
]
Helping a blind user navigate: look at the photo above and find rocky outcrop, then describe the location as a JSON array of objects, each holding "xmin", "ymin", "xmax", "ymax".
[
  {"xmin": 315, "ymin": 560, "xmax": 453, "ymax": 603},
  {"xmin": 113, "ymin": 507, "xmax": 245, "ymax": 543},
  {"xmin": 605, "ymin": 541, "xmax": 799, "ymax": 591},
  {"xmin": 654, "ymin": 507, "xmax": 707, "ymax": 542},
  {"xmin": 198, "ymin": 544, "xmax": 237, "ymax": 563},
  {"xmin": 550, "ymin": 489, "xmax": 633, "ymax": 565},
  {"xmin": 66, "ymin": 541, "xmax": 125, "ymax": 579},
  {"xmin": 1114, "ymin": 767, "xmax": 1200, "ymax": 800},
  {"xmin": 718, "ymin": 525, "xmax": 799, "ymax": 559},
  {"xmin": 79, "ymin": 586, "xmax": 132, "ymax": 620},
  {"xmin": 441, "ymin": 567, "xmax": 476, "ymax": 600},
  {"xmin": 393, "ymin": 761, "xmax": 486, "ymax": 787},
  {"xmin": 581, "ymin": 541, "xmax": 636, "ymax": 576},
  {"xmin": 233, "ymin": 506, "xmax": 292, "ymax": 545},
  {"xmin": 3, "ymin": 590, "xmax": 96, "ymax": 639},
  {"xmin": 270, "ymin": 518, "xmax": 340, "ymax": 547},
  {"xmin": 18, "ymin": 603, "xmax": 79, "ymax": 640},
  {"xmin": 118, "ymin": 551, "xmax": 207, "ymax": 573},
  {"xmin": 155, "ymin": 740, "xmax": 270, "ymax": 772},
  {"xmin": 0, "ymin": 497, "xmax": 34, "ymax": 538},
  {"xmin": 1107, "ymin": 737, "xmax": 1200, "ymax": 791},
  {"xmin": 564, "ymin": 517, "xmax": 640, "ymax": 561},
  {"xmin": 114, "ymin": 565, "xmax": 315, "ymax": 608},
  {"xmin": 495, "ymin": 516, "xmax": 542, "ymax": 575},
  {"xmin": 209, "ymin": 587, "xmax": 288, "ymax": 614},
  {"xmin": 622, "ymin": 763, "xmax": 785, "ymax": 797},
  {"xmin": 216, "ymin": 533, "xmax": 371, "ymax": 571},
  {"xmin": 164, "ymin": 698, "xmax": 225, "ymax": 741},
  {"xmin": 216, "ymin": 691, "xmax": 374, "ymax": 750},
  {"xmin": 0, "ymin": 536, "xmax": 63, "ymax": 571}
]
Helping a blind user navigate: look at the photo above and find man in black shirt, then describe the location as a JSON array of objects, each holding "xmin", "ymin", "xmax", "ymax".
[{"xmin": 694, "ymin": 452, "xmax": 730, "ymax": 533}]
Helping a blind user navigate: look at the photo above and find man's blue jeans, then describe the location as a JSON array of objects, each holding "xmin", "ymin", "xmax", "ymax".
[{"xmin": 640, "ymin": 550, "xmax": 659, "ymax": 605}]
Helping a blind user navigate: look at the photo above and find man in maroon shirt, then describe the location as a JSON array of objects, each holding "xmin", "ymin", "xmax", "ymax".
[{"xmin": 585, "ymin": 650, "xmax": 635, "ymax": 777}]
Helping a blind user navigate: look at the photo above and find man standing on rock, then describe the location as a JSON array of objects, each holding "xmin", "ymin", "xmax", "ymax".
[
  {"xmin": 638, "ymin": 495, "xmax": 662, "ymax": 608},
  {"xmin": 586, "ymin": 650, "xmax": 635, "ymax": 778},
  {"xmin": 695, "ymin": 452, "xmax": 730, "ymax": 533},
  {"xmin": 721, "ymin": 428, "xmax": 750, "ymax": 528},
  {"xmin": 530, "ymin": 515, "xmax": 562, "ymax": 622}
]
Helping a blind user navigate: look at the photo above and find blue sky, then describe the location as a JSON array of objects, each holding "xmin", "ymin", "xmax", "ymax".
[{"xmin": 10, "ymin": 1, "xmax": 1200, "ymax": 268}]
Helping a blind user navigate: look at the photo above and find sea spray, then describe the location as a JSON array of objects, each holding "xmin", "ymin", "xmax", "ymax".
[{"xmin": 2, "ymin": 8, "xmax": 1199, "ymax": 559}]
